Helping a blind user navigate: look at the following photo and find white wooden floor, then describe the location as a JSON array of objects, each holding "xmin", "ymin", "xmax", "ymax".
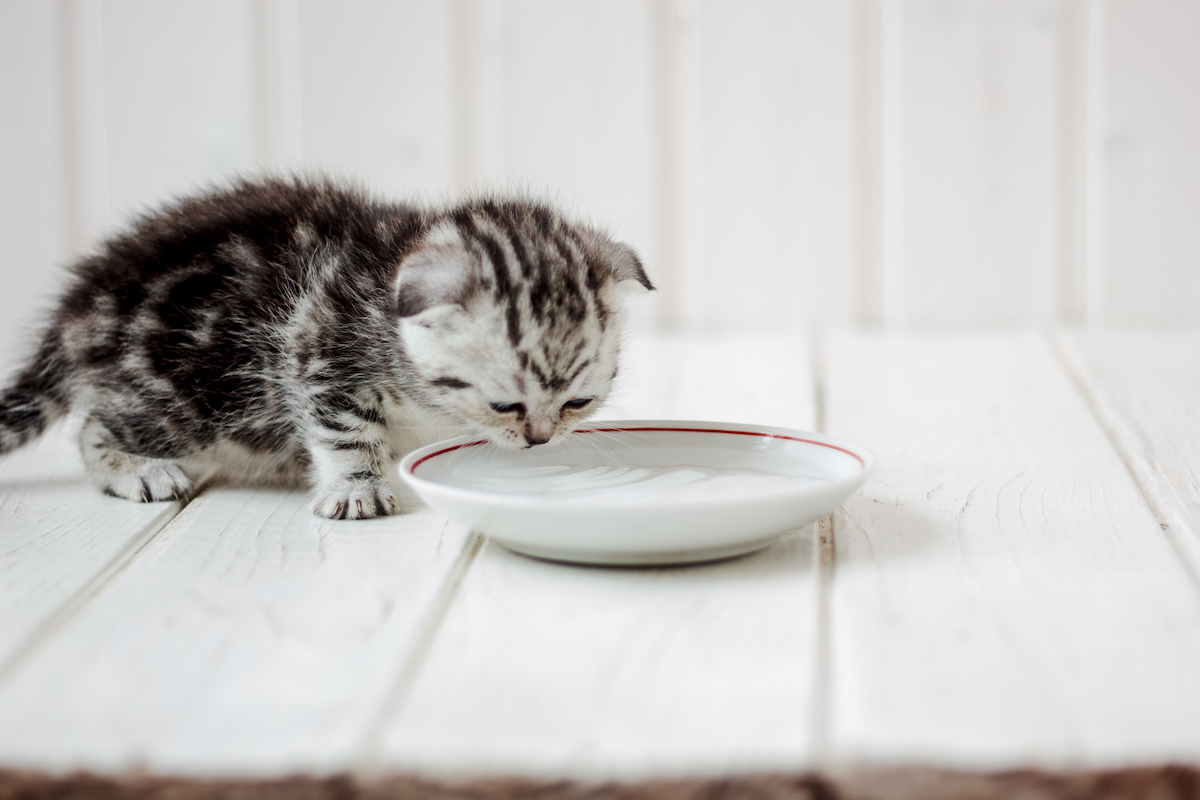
[{"xmin": 2, "ymin": 330, "xmax": 1199, "ymax": 798}]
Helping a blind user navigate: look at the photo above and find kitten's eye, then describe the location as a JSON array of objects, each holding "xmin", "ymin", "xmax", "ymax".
[
  {"xmin": 489, "ymin": 401, "xmax": 526, "ymax": 415},
  {"xmin": 562, "ymin": 398, "xmax": 593, "ymax": 411},
  {"xmin": 431, "ymin": 377, "xmax": 471, "ymax": 390}
]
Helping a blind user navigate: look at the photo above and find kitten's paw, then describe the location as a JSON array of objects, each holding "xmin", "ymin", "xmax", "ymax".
[
  {"xmin": 92, "ymin": 453, "xmax": 193, "ymax": 502},
  {"xmin": 310, "ymin": 475, "xmax": 400, "ymax": 520}
]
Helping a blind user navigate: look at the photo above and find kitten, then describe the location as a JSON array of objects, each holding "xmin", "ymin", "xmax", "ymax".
[{"xmin": 0, "ymin": 178, "xmax": 652, "ymax": 519}]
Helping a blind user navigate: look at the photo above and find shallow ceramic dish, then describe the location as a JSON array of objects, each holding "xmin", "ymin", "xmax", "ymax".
[{"xmin": 399, "ymin": 420, "xmax": 874, "ymax": 565}]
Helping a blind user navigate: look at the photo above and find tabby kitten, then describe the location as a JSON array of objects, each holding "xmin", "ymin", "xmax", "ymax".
[{"xmin": 0, "ymin": 178, "xmax": 652, "ymax": 519}]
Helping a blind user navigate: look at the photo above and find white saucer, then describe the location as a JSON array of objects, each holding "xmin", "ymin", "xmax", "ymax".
[{"xmin": 399, "ymin": 420, "xmax": 874, "ymax": 566}]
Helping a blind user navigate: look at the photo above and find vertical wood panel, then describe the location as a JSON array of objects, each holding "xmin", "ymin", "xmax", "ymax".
[
  {"xmin": 298, "ymin": 0, "xmax": 456, "ymax": 200},
  {"xmin": 0, "ymin": 1, "xmax": 68, "ymax": 373},
  {"xmin": 59, "ymin": 0, "xmax": 111, "ymax": 257},
  {"xmin": 3, "ymin": 1, "xmax": 1198, "ymax": 342},
  {"xmin": 1104, "ymin": 0, "xmax": 1200, "ymax": 323},
  {"xmin": 99, "ymin": 0, "xmax": 257, "ymax": 220},
  {"xmin": 1056, "ymin": 0, "xmax": 1107, "ymax": 325},
  {"xmin": 652, "ymin": 0, "xmax": 703, "ymax": 330},
  {"xmin": 250, "ymin": 0, "xmax": 303, "ymax": 172},
  {"xmin": 853, "ymin": 0, "xmax": 884, "ymax": 324},
  {"xmin": 502, "ymin": 0, "xmax": 659, "ymax": 326},
  {"xmin": 698, "ymin": 0, "xmax": 854, "ymax": 330},
  {"xmin": 452, "ymin": 0, "xmax": 505, "ymax": 192},
  {"xmin": 902, "ymin": 0, "xmax": 1060, "ymax": 324}
]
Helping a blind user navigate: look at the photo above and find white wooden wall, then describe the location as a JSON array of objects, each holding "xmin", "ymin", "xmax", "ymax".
[{"xmin": 2, "ymin": 0, "xmax": 1198, "ymax": 370}]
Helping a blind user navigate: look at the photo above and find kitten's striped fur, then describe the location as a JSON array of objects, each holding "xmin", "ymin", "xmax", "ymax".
[{"xmin": 0, "ymin": 178, "xmax": 652, "ymax": 518}]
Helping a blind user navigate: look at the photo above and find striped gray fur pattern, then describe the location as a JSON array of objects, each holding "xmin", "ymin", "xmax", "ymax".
[{"xmin": 0, "ymin": 178, "xmax": 652, "ymax": 519}]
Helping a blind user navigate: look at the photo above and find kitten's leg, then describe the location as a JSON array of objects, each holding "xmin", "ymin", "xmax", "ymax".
[
  {"xmin": 305, "ymin": 391, "xmax": 399, "ymax": 520},
  {"xmin": 79, "ymin": 415, "xmax": 193, "ymax": 502}
]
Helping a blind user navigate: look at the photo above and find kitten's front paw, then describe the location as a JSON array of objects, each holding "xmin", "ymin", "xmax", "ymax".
[
  {"xmin": 310, "ymin": 475, "xmax": 400, "ymax": 520},
  {"xmin": 93, "ymin": 455, "xmax": 192, "ymax": 503}
]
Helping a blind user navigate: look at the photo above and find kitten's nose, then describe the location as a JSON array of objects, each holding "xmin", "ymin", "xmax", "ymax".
[{"xmin": 524, "ymin": 420, "xmax": 554, "ymax": 446}]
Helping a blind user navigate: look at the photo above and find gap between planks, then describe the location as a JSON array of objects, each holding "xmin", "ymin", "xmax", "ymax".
[
  {"xmin": 808, "ymin": 329, "xmax": 834, "ymax": 766},
  {"xmin": 353, "ymin": 529, "xmax": 487, "ymax": 779},
  {"xmin": 1048, "ymin": 330, "xmax": 1200, "ymax": 590},
  {"xmin": 0, "ymin": 493, "xmax": 191, "ymax": 687}
]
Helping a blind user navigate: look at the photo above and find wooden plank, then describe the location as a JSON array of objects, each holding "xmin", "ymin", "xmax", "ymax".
[
  {"xmin": 0, "ymin": 483, "xmax": 475, "ymax": 775},
  {"xmin": 824, "ymin": 331, "xmax": 1200, "ymax": 767},
  {"xmin": 900, "ymin": 0, "xmax": 1059, "ymax": 324},
  {"xmin": 697, "ymin": 0, "xmax": 854, "ymax": 329},
  {"xmin": 1059, "ymin": 331, "xmax": 1200, "ymax": 580},
  {"xmin": 297, "ymin": 0, "xmax": 456, "ymax": 198},
  {"xmin": 0, "ymin": 425, "xmax": 185, "ymax": 681},
  {"xmin": 376, "ymin": 334, "xmax": 821, "ymax": 778},
  {"xmin": 1104, "ymin": 0, "xmax": 1200, "ymax": 324}
]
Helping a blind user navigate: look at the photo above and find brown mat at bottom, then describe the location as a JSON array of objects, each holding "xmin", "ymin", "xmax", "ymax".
[{"xmin": 1, "ymin": 767, "xmax": 1198, "ymax": 800}]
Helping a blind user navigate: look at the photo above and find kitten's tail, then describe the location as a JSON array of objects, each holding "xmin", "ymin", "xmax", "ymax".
[{"xmin": 0, "ymin": 337, "xmax": 70, "ymax": 456}]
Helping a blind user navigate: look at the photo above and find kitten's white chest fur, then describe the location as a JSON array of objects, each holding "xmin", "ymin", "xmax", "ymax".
[{"xmin": 381, "ymin": 391, "xmax": 467, "ymax": 459}]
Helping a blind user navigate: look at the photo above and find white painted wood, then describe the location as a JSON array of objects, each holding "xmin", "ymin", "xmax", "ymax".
[
  {"xmin": 376, "ymin": 334, "xmax": 821, "ymax": 778},
  {"xmin": 901, "ymin": 0, "xmax": 1059, "ymax": 324},
  {"xmin": 651, "ymin": 0, "xmax": 703, "ymax": 330},
  {"xmin": 824, "ymin": 330, "xmax": 1200, "ymax": 767},
  {"xmin": 1055, "ymin": 0, "xmax": 1099, "ymax": 325},
  {"xmin": 0, "ymin": 0, "xmax": 69, "ymax": 374},
  {"xmin": 250, "ymin": 0, "xmax": 303, "ymax": 172},
  {"xmin": 451, "ymin": 0, "xmax": 506, "ymax": 192},
  {"xmin": 502, "ymin": 0, "xmax": 659, "ymax": 329},
  {"xmin": 1060, "ymin": 331, "xmax": 1200, "ymax": 580},
  {"xmin": 0, "ymin": 424, "xmax": 184, "ymax": 679},
  {"xmin": 297, "ymin": 0, "xmax": 455, "ymax": 200},
  {"xmin": 7, "ymin": 1, "xmax": 1198, "ymax": 331},
  {"xmin": 1082, "ymin": 0, "xmax": 1106, "ymax": 326},
  {"xmin": 1104, "ymin": 0, "xmax": 1200, "ymax": 323},
  {"xmin": 0, "ymin": 485, "xmax": 474, "ymax": 776},
  {"xmin": 698, "ymin": 0, "xmax": 854, "ymax": 330},
  {"xmin": 60, "ymin": 0, "xmax": 113, "ymax": 256},
  {"xmin": 879, "ymin": 0, "xmax": 904, "ymax": 327},
  {"xmin": 852, "ymin": 0, "xmax": 885, "ymax": 325},
  {"xmin": 601, "ymin": 333, "xmax": 816, "ymax": 428},
  {"xmin": 99, "ymin": 0, "xmax": 257, "ymax": 223}
]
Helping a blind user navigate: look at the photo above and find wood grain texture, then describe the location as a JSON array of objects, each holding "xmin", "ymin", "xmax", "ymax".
[
  {"xmin": 824, "ymin": 330, "xmax": 1200, "ymax": 767},
  {"xmin": 0, "ymin": 484, "xmax": 473, "ymax": 776},
  {"xmin": 0, "ymin": 426, "xmax": 185, "ymax": 678},
  {"xmin": 377, "ymin": 335, "xmax": 820, "ymax": 778},
  {"xmin": 1061, "ymin": 331, "xmax": 1200, "ymax": 581}
]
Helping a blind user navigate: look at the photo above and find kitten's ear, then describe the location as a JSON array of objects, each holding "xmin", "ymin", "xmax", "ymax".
[
  {"xmin": 594, "ymin": 237, "xmax": 654, "ymax": 292},
  {"xmin": 395, "ymin": 237, "xmax": 475, "ymax": 323}
]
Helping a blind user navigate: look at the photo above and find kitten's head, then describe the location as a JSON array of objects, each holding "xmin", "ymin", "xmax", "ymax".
[{"xmin": 394, "ymin": 199, "xmax": 653, "ymax": 448}]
